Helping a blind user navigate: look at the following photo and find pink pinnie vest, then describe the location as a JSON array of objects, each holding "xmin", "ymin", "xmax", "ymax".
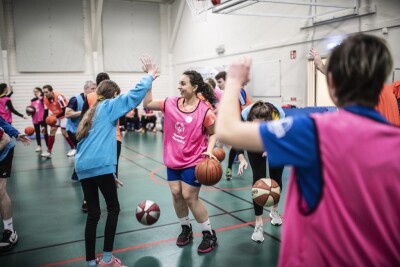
[
  {"xmin": 163, "ymin": 97, "xmax": 210, "ymax": 169},
  {"xmin": 31, "ymin": 97, "xmax": 45, "ymax": 124},
  {"xmin": 279, "ymin": 109, "xmax": 400, "ymax": 267},
  {"xmin": 0, "ymin": 96, "xmax": 12, "ymax": 123}
]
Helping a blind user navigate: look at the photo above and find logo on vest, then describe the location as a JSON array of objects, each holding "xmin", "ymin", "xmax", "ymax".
[
  {"xmin": 266, "ymin": 117, "xmax": 293, "ymax": 138},
  {"xmin": 175, "ymin": 122, "xmax": 184, "ymax": 134},
  {"xmin": 173, "ymin": 122, "xmax": 186, "ymax": 145}
]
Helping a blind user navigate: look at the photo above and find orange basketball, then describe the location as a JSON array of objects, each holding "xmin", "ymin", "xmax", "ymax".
[
  {"xmin": 195, "ymin": 158, "xmax": 222, "ymax": 186},
  {"xmin": 212, "ymin": 147, "xmax": 225, "ymax": 161},
  {"xmin": 25, "ymin": 105, "xmax": 36, "ymax": 116},
  {"xmin": 252, "ymin": 178, "xmax": 281, "ymax": 207},
  {"xmin": 45, "ymin": 115, "xmax": 57, "ymax": 126},
  {"xmin": 24, "ymin": 126, "xmax": 35, "ymax": 136}
]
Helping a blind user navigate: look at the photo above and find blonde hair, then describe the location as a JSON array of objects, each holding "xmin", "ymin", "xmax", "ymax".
[{"xmin": 76, "ymin": 80, "xmax": 121, "ymax": 140}]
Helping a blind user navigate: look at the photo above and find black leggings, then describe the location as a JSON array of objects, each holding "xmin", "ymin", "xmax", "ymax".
[
  {"xmin": 81, "ymin": 173, "xmax": 120, "ymax": 261},
  {"xmin": 33, "ymin": 121, "xmax": 48, "ymax": 147},
  {"xmin": 247, "ymin": 151, "xmax": 284, "ymax": 216}
]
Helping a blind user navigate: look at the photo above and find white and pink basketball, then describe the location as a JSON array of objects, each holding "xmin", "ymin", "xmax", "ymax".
[
  {"xmin": 135, "ymin": 200, "xmax": 161, "ymax": 225},
  {"xmin": 252, "ymin": 178, "xmax": 281, "ymax": 207}
]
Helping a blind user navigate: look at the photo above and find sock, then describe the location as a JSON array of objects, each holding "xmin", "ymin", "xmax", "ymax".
[
  {"xmin": 64, "ymin": 135, "xmax": 75, "ymax": 149},
  {"xmin": 179, "ymin": 216, "xmax": 190, "ymax": 227},
  {"xmin": 103, "ymin": 251, "xmax": 112, "ymax": 263},
  {"xmin": 47, "ymin": 135, "xmax": 55, "ymax": 152},
  {"xmin": 87, "ymin": 260, "xmax": 96, "ymax": 267},
  {"xmin": 3, "ymin": 218, "xmax": 13, "ymax": 231},
  {"xmin": 200, "ymin": 219, "xmax": 212, "ymax": 234}
]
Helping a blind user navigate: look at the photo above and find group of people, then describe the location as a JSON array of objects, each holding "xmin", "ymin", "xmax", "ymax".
[{"xmin": 0, "ymin": 33, "xmax": 399, "ymax": 267}]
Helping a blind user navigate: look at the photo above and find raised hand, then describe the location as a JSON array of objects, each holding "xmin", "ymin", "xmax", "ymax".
[
  {"xmin": 226, "ymin": 57, "xmax": 252, "ymax": 89},
  {"xmin": 140, "ymin": 56, "xmax": 159, "ymax": 80},
  {"xmin": 309, "ymin": 48, "xmax": 326, "ymax": 74}
]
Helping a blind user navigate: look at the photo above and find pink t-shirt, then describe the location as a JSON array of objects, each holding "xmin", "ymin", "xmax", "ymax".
[{"xmin": 160, "ymin": 97, "xmax": 215, "ymax": 169}]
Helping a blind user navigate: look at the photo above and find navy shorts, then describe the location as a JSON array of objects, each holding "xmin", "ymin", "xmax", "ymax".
[
  {"xmin": 167, "ymin": 166, "xmax": 201, "ymax": 187},
  {"xmin": 0, "ymin": 148, "xmax": 14, "ymax": 178}
]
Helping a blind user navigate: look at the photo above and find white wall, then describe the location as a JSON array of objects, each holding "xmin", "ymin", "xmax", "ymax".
[
  {"xmin": 1, "ymin": 0, "xmax": 170, "ymax": 131},
  {"xmin": 170, "ymin": 0, "xmax": 400, "ymax": 105}
]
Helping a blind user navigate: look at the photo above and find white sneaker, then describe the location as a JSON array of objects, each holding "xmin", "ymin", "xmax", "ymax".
[
  {"xmin": 35, "ymin": 146, "xmax": 41, "ymax": 152},
  {"xmin": 41, "ymin": 151, "xmax": 51, "ymax": 158},
  {"xmin": 270, "ymin": 209, "xmax": 283, "ymax": 226},
  {"xmin": 67, "ymin": 149, "xmax": 76, "ymax": 157},
  {"xmin": 251, "ymin": 224, "xmax": 264, "ymax": 243}
]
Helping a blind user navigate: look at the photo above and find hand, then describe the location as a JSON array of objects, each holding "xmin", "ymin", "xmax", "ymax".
[
  {"xmin": 309, "ymin": 48, "xmax": 326, "ymax": 74},
  {"xmin": 40, "ymin": 126, "xmax": 46, "ymax": 134},
  {"xmin": 226, "ymin": 57, "xmax": 252, "ymax": 89},
  {"xmin": 237, "ymin": 160, "xmax": 248, "ymax": 176},
  {"xmin": 140, "ymin": 56, "xmax": 159, "ymax": 80},
  {"xmin": 262, "ymin": 151, "xmax": 267, "ymax": 157},
  {"xmin": 115, "ymin": 178, "xmax": 124, "ymax": 188},
  {"xmin": 23, "ymin": 115, "xmax": 28, "ymax": 120},
  {"xmin": 202, "ymin": 151, "xmax": 218, "ymax": 161},
  {"xmin": 17, "ymin": 134, "xmax": 31, "ymax": 145}
]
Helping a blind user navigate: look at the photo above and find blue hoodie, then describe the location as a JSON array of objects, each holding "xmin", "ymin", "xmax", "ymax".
[{"xmin": 75, "ymin": 75, "xmax": 154, "ymax": 180}]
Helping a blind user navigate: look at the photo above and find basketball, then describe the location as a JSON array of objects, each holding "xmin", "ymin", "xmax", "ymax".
[
  {"xmin": 212, "ymin": 147, "xmax": 225, "ymax": 161},
  {"xmin": 135, "ymin": 200, "xmax": 161, "ymax": 225},
  {"xmin": 211, "ymin": 0, "xmax": 221, "ymax": 5},
  {"xmin": 195, "ymin": 158, "xmax": 222, "ymax": 186},
  {"xmin": 24, "ymin": 126, "xmax": 35, "ymax": 136},
  {"xmin": 45, "ymin": 115, "xmax": 57, "ymax": 126},
  {"xmin": 252, "ymin": 178, "xmax": 281, "ymax": 207},
  {"xmin": 25, "ymin": 105, "xmax": 36, "ymax": 116}
]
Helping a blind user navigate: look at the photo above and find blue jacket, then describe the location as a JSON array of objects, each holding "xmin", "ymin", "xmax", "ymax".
[
  {"xmin": 75, "ymin": 75, "xmax": 154, "ymax": 180},
  {"xmin": 0, "ymin": 116, "xmax": 19, "ymax": 161}
]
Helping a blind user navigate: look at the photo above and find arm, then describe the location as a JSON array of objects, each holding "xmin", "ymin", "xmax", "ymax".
[
  {"xmin": 237, "ymin": 153, "xmax": 248, "ymax": 176},
  {"xmin": 216, "ymin": 58, "xmax": 264, "ymax": 152},
  {"xmin": 65, "ymin": 98, "xmax": 80, "ymax": 118},
  {"xmin": 309, "ymin": 48, "xmax": 326, "ymax": 75},
  {"xmin": 143, "ymin": 87, "xmax": 162, "ymax": 111},
  {"xmin": 0, "ymin": 118, "xmax": 31, "ymax": 145},
  {"xmin": 0, "ymin": 132, "xmax": 11, "ymax": 151},
  {"xmin": 6, "ymin": 100, "xmax": 27, "ymax": 119}
]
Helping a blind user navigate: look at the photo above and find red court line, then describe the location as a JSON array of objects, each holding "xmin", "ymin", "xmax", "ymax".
[
  {"xmin": 149, "ymin": 165, "xmax": 251, "ymax": 191},
  {"xmin": 38, "ymin": 217, "xmax": 274, "ymax": 267}
]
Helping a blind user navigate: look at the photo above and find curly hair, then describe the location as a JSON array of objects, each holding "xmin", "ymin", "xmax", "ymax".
[{"xmin": 183, "ymin": 70, "xmax": 217, "ymax": 105}]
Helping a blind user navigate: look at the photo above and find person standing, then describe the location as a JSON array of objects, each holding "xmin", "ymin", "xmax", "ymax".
[
  {"xmin": 241, "ymin": 101, "xmax": 285, "ymax": 243},
  {"xmin": 30, "ymin": 87, "xmax": 48, "ymax": 152},
  {"xmin": 0, "ymin": 117, "xmax": 31, "ymax": 252},
  {"xmin": 0, "ymin": 83, "xmax": 27, "ymax": 124},
  {"xmin": 41, "ymin": 85, "xmax": 76, "ymax": 158},
  {"xmin": 75, "ymin": 57, "xmax": 158, "ymax": 267},
  {"xmin": 143, "ymin": 70, "xmax": 219, "ymax": 253},
  {"xmin": 217, "ymin": 34, "xmax": 400, "ymax": 266},
  {"xmin": 65, "ymin": 80, "xmax": 96, "ymax": 181}
]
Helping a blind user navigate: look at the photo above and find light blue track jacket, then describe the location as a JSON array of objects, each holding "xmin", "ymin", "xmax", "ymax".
[{"xmin": 75, "ymin": 75, "xmax": 154, "ymax": 180}]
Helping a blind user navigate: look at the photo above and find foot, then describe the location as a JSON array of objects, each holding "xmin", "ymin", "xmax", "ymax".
[
  {"xmin": 270, "ymin": 209, "xmax": 283, "ymax": 226},
  {"xmin": 225, "ymin": 168, "xmax": 232, "ymax": 180},
  {"xmin": 41, "ymin": 151, "xmax": 51, "ymax": 158},
  {"xmin": 97, "ymin": 256, "xmax": 127, "ymax": 267},
  {"xmin": 67, "ymin": 149, "xmax": 76, "ymax": 157},
  {"xmin": 176, "ymin": 225, "xmax": 193, "ymax": 246},
  {"xmin": 197, "ymin": 230, "xmax": 217, "ymax": 253},
  {"xmin": 251, "ymin": 224, "xmax": 264, "ymax": 243},
  {"xmin": 35, "ymin": 146, "xmax": 41, "ymax": 152},
  {"xmin": 0, "ymin": 229, "xmax": 18, "ymax": 252}
]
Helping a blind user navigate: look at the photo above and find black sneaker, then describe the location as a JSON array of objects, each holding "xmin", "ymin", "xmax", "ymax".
[
  {"xmin": 197, "ymin": 230, "xmax": 217, "ymax": 253},
  {"xmin": 176, "ymin": 225, "xmax": 193, "ymax": 246},
  {"xmin": 82, "ymin": 201, "xmax": 88, "ymax": 213},
  {"xmin": 0, "ymin": 229, "xmax": 18, "ymax": 252}
]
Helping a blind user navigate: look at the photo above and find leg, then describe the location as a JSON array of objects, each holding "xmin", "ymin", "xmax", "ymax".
[
  {"xmin": 33, "ymin": 123, "xmax": 42, "ymax": 148},
  {"xmin": 0, "ymin": 148, "xmax": 18, "ymax": 252},
  {"xmin": 96, "ymin": 174, "xmax": 120, "ymax": 254},
  {"xmin": 268, "ymin": 165, "xmax": 284, "ymax": 226},
  {"xmin": 81, "ymin": 178, "xmax": 101, "ymax": 261},
  {"xmin": 247, "ymin": 151, "xmax": 267, "ymax": 242},
  {"xmin": 225, "ymin": 147, "xmax": 237, "ymax": 179},
  {"xmin": 116, "ymin": 141, "xmax": 121, "ymax": 177}
]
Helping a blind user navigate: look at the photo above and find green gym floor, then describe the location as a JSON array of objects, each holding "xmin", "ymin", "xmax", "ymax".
[{"xmin": 0, "ymin": 130, "xmax": 289, "ymax": 267}]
